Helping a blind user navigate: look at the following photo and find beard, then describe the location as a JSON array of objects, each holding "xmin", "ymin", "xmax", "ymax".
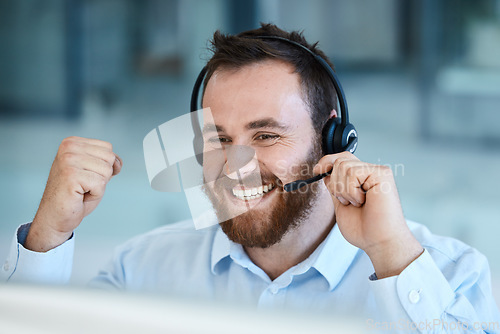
[{"xmin": 203, "ymin": 141, "xmax": 323, "ymax": 248}]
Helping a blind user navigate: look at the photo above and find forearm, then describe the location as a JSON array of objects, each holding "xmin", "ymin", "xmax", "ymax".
[{"xmin": 366, "ymin": 232, "xmax": 424, "ymax": 279}]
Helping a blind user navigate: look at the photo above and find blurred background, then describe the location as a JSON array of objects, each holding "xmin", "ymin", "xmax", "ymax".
[{"xmin": 0, "ymin": 0, "xmax": 499, "ymax": 303}]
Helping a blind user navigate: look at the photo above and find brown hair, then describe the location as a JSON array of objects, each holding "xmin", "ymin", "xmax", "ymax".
[{"xmin": 203, "ymin": 23, "xmax": 337, "ymax": 135}]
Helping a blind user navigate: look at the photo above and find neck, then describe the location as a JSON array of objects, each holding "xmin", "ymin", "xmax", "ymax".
[{"xmin": 244, "ymin": 182, "xmax": 335, "ymax": 281}]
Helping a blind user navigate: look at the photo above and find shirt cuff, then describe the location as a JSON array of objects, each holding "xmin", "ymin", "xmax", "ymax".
[
  {"xmin": 2, "ymin": 223, "xmax": 74, "ymax": 284},
  {"xmin": 369, "ymin": 248, "xmax": 455, "ymax": 324}
]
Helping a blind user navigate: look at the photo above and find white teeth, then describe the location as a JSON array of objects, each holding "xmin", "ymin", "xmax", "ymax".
[
  {"xmin": 232, "ymin": 183, "xmax": 274, "ymax": 200},
  {"xmin": 232, "ymin": 189, "xmax": 245, "ymax": 197}
]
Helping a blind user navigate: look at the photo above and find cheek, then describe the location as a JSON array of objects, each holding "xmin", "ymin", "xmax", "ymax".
[
  {"xmin": 256, "ymin": 146, "xmax": 313, "ymax": 183},
  {"xmin": 202, "ymin": 150, "xmax": 227, "ymax": 183}
]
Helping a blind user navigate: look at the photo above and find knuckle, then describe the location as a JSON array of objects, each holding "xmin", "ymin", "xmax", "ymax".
[
  {"xmin": 99, "ymin": 140, "xmax": 113, "ymax": 150},
  {"xmin": 59, "ymin": 139, "xmax": 71, "ymax": 152},
  {"xmin": 62, "ymin": 136, "xmax": 80, "ymax": 145},
  {"xmin": 340, "ymin": 151, "xmax": 351, "ymax": 158},
  {"xmin": 104, "ymin": 165, "xmax": 114, "ymax": 179},
  {"xmin": 316, "ymin": 156, "xmax": 329, "ymax": 168},
  {"xmin": 380, "ymin": 165, "xmax": 393, "ymax": 176},
  {"xmin": 61, "ymin": 136, "xmax": 75, "ymax": 145},
  {"xmin": 104, "ymin": 151, "xmax": 116, "ymax": 165},
  {"xmin": 336, "ymin": 160, "xmax": 347, "ymax": 172},
  {"xmin": 59, "ymin": 152, "xmax": 76, "ymax": 165},
  {"xmin": 60, "ymin": 137, "xmax": 79, "ymax": 152}
]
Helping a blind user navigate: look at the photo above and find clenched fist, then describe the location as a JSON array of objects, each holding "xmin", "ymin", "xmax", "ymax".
[{"xmin": 25, "ymin": 137, "xmax": 122, "ymax": 252}]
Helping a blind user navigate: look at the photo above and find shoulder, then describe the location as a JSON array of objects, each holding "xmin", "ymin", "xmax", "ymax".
[
  {"xmin": 97, "ymin": 219, "xmax": 223, "ymax": 290},
  {"xmin": 114, "ymin": 219, "xmax": 220, "ymax": 261}
]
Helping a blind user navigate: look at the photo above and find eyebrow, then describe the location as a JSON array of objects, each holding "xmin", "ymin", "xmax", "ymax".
[
  {"xmin": 245, "ymin": 118, "xmax": 289, "ymax": 131},
  {"xmin": 202, "ymin": 117, "xmax": 289, "ymax": 135},
  {"xmin": 202, "ymin": 123, "xmax": 224, "ymax": 135}
]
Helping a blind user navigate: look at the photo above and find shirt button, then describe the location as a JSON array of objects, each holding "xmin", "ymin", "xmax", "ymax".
[
  {"xmin": 3, "ymin": 261, "xmax": 9, "ymax": 272},
  {"xmin": 408, "ymin": 289, "xmax": 421, "ymax": 304},
  {"xmin": 269, "ymin": 287, "xmax": 278, "ymax": 295}
]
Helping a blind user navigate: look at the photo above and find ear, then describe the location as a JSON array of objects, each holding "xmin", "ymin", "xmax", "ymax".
[{"xmin": 329, "ymin": 109, "xmax": 338, "ymax": 119}]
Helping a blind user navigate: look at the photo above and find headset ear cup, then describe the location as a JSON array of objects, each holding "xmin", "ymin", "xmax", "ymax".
[
  {"xmin": 322, "ymin": 118, "xmax": 341, "ymax": 155},
  {"xmin": 342, "ymin": 123, "xmax": 358, "ymax": 153},
  {"xmin": 333, "ymin": 122, "xmax": 358, "ymax": 154}
]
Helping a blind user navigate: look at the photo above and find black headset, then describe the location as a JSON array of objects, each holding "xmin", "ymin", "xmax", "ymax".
[{"xmin": 190, "ymin": 35, "xmax": 358, "ymax": 166}]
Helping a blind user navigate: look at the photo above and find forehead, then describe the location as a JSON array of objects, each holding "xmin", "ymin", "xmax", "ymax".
[{"xmin": 202, "ymin": 60, "xmax": 311, "ymax": 130}]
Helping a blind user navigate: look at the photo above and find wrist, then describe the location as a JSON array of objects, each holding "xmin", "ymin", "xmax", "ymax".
[
  {"xmin": 25, "ymin": 218, "xmax": 73, "ymax": 252},
  {"xmin": 366, "ymin": 235, "xmax": 423, "ymax": 279}
]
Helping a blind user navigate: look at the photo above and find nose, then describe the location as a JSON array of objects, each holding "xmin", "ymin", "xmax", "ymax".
[{"xmin": 223, "ymin": 145, "xmax": 258, "ymax": 180}]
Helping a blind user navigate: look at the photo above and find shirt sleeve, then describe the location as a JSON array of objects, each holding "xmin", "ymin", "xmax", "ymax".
[
  {"xmin": 1, "ymin": 223, "xmax": 74, "ymax": 285},
  {"xmin": 369, "ymin": 248, "xmax": 500, "ymax": 333}
]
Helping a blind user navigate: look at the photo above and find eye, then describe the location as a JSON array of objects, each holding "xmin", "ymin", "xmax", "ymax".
[
  {"xmin": 206, "ymin": 136, "xmax": 231, "ymax": 144},
  {"xmin": 256, "ymin": 133, "xmax": 279, "ymax": 140},
  {"xmin": 254, "ymin": 133, "xmax": 280, "ymax": 143}
]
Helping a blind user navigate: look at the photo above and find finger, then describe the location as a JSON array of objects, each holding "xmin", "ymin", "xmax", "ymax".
[
  {"xmin": 322, "ymin": 160, "xmax": 361, "ymax": 207},
  {"xmin": 336, "ymin": 195, "xmax": 350, "ymax": 206},
  {"xmin": 112, "ymin": 154, "xmax": 123, "ymax": 176},
  {"xmin": 60, "ymin": 152, "xmax": 114, "ymax": 180},
  {"xmin": 361, "ymin": 165, "xmax": 395, "ymax": 193},
  {"xmin": 346, "ymin": 169, "xmax": 366, "ymax": 206},
  {"xmin": 60, "ymin": 138, "xmax": 115, "ymax": 166},
  {"xmin": 331, "ymin": 193, "xmax": 342, "ymax": 213},
  {"xmin": 72, "ymin": 169, "xmax": 107, "ymax": 201},
  {"xmin": 325, "ymin": 157, "xmax": 360, "ymax": 195},
  {"xmin": 338, "ymin": 163, "xmax": 369, "ymax": 206},
  {"xmin": 81, "ymin": 143, "xmax": 121, "ymax": 176},
  {"xmin": 81, "ymin": 156, "xmax": 115, "ymax": 180},
  {"xmin": 313, "ymin": 151, "xmax": 359, "ymax": 175},
  {"xmin": 82, "ymin": 144, "xmax": 117, "ymax": 167},
  {"xmin": 324, "ymin": 174, "xmax": 355, "ymax": 207},
  {"xmin": 71, "ymin": 136, "xmax": 113, "ymax": 150}
]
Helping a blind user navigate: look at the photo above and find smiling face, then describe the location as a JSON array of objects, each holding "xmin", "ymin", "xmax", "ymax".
[{"xmin": 202, "ymin": 59, "xmax": 323, "ymax": 248}]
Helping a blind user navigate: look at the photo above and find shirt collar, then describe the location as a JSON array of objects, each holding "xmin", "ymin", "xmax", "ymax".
[
  {"xmin": 210, "ymin": 223, "xmax": 360, "ymax": 291},
  {"xmin": 210, "ymin": 228, "xmax": 273, "ymax": 282},
  {"xmin": 211, "ymin": 227, "xmax": 231, "ymax": 274}
]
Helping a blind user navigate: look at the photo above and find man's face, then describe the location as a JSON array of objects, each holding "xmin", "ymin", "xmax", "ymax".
[{"xmin": 202, "ymin": 60, "xmax": 322, "ymax": 248}]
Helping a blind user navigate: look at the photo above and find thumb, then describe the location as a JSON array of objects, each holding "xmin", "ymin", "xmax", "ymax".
[{"xmin": 112, "ymin": 154, "xmax": 123, "ymax": 176}]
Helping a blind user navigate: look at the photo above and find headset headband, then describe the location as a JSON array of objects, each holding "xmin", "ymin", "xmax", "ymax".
[{"xmin": 190, "ymin": 35, "xmax": 349, "ymax": 130}]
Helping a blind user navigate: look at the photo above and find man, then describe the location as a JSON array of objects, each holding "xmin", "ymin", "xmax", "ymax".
[{"xmin": 3, "ymin": 24, "xmax": 500, "ymax": 330}]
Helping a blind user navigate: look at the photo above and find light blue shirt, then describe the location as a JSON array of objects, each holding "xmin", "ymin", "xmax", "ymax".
[{"xmin": 3, "ymin": 219, "xmax": 500, "ymax": 332}]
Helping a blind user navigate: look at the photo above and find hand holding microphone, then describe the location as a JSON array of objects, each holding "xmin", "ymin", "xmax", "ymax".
[{"xmin": 313, "ymin": 151, "xmax": 423, "ymax": 278}]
